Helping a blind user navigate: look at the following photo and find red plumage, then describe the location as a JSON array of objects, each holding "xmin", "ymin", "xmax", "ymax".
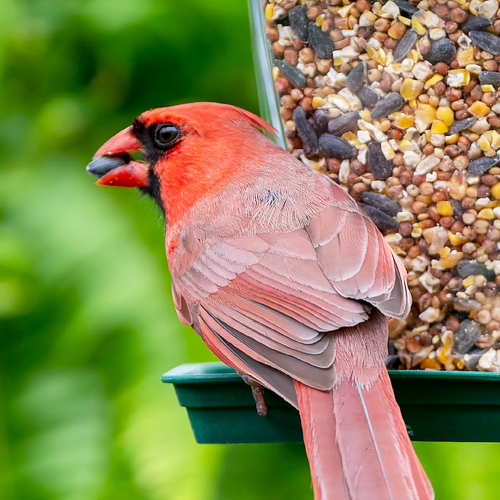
[{"xmin": 90, "ymin": 102, "xmax": 433, "ymax": 499}]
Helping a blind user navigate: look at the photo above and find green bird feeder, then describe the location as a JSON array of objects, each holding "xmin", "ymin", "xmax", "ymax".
[
  {"xmin": 163, "ymin": 363, "xmax": 500, "ymax": 444},
  {"xmin": 163, "ymin": 0, "xmax": 500, "ymax": 446}
]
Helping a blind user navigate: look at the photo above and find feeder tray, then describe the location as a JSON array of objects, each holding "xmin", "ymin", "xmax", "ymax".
[{"xmin": 163, "ymin": 362, "xmax": 500, "ymax": 444}]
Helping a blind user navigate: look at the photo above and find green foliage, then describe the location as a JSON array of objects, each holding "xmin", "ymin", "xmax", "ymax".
[{"xmin": 1, "ymin": 0, "xmax": 499, "ymax": 498}]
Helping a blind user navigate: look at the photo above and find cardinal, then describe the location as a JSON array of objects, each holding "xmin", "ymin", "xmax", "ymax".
[{"xmin": 87, "ymin": 102, "xmax": 433, "ymax": 500}]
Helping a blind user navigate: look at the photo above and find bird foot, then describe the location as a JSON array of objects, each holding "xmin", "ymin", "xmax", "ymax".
[{"xmin": 238, "ymin": 372, "xmax": 268, "ymax": 417}]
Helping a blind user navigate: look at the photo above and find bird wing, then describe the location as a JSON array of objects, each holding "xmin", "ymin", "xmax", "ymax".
[
  {"xmin": 305, "ymin": 179, "xmax": 411, "ymax": 319},
  {"xmin": 169, "ymin": 170, "xmax": 409, "ymax": 404}
]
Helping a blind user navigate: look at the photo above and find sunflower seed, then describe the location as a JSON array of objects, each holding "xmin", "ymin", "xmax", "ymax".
[
  {"xmin": 289, "ymin": 6, "xmax": 309, "ymax": 43},
  {"xmin": 313, "ymin": 110, "xmax": 330, "ymax": 136},
  {"xmin": 450, "ymin": 199, "xmax": 466, "ymax": 219},
  {"xmin": 357, "ymin": 85, "xmax": 379, "ymax": 109},
  {"xmin": 367, "ymin": 142, "xmax": 394, "ymax": 180},
  {"xmin": 393, "ymin": 29, "xmax": 418, "ymax": 63},
  {"xmin": 457, "ymin": 260, "xmax": 496, "ymax": 281},
  {"xmin": 461, "ymin": 16, "xmax": 492, "ymax": 34},
  {"xmin": 327, "ymin": 111, "xmax": 360, "ymax": 136},
  {"xmin": 293, "ymin": 107, "xmax": 318, "ymax": 152},
  {"xmin": 360, "ymin": 204, "xmax": 399, "ymax": 231},
  {"xmin": 469, "ymin": 31, "xmax": 500, "ymax": 56},
  {"xmin": 360, "ymin": 192, "xmax": 400, "ymax": 216},
  {"xmin": 318, "ymin": 134, "xmax": 356, "ymax": 160},
  {"xmin": 370, "ymin": 92, "xmax": 404, "ymax": 120},
  {"xmin": 424, "ymin": 38, "xmax": 457, "ymax": 65},
  {"xmin": 395, "ymin": 0, "xmax": 419, "ymax": 17},
  {"xmin": 448, "ymin": 116, "xmax": 477, "ymax": 134},
  {"xmin": 453, "ymin": 320, "xmax": 482, "ymax": 355},
  {"xmin": 274, "ymin": 60, "xmax": 307, "ymax": 89},
  {"xmin": 468, "ymin": 155, "xmax": 500, "ymax": 176},
  {"xmin": 86, "ymin": 156, "xmax": 127, "ymax": 178},
  {"xmin": 308, "ymin": 23, "xmax": 336, "ymax": 59},
  {"xmin": 479, "ymin": 71, "xmax": 500, "ymax": 86},
  {"xmin": 346, "ymin": 62, "xmax": 365, "ymax": 94}
]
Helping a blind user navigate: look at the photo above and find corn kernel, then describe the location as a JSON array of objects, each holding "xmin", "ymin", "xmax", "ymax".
[
  {"xmin": 400, "ymin": 78, "xmax": 424, "ymax": 100},
  {"xmin": 440, "ymin": 251, "xmax": 464, "ymax": 268},
  {"xmin": 431, "ymin": 120, "xmax": 449, "ymax": 134},
  {"xmin": 395, "ymin": 114, "xmax": 415, "ymax": 129},
  {"xmin": 399, "ymin": 15, "xmax": 411, "ymax": 25},
  {"xmin": 381, "ymin": 140, "xmax": 395, "ymax": 159},
  {"xmin": 436, "ymin": 107, "xmax": 454, "ymax": 127},
  {"xmin": 456, "ymin": 47, "xmax": 475, "ymax": 67},
  {"xmin": 327, "ymin": 94, "xmax": 350, "ymax": 112},
  {"xmin": 463, "ymin": 276, "xmax": 475, "ymax": 288},
  {"xmin": 482, "ymin": 84, "xmax": 495, "ymax": 92},
  {"xmin": 409, "ymin": 49, "xmax": 420, "ymax": 63},
  {"xmin": 437, "ymin": 201, "xmax": 453, "ymax": 216},
  {"xmin": 448, "ymin": 231, "xmax": 469, "ymax": 245},
  {"xmin": 341, "ymin": 132, "xmax": 359, "ymax": 146},
  {"xmin": 375, "ymin": 48, "xmax": 387, "ymax": 65},
  {"xmin": 338, "ymin": 3, "xmax": 353, "ymax": 16},
  {"xmin": 491, "ymin": 183, "xmax": 500, "ymax": 199},
  {"xmin": 388, "ymin": 23, "xmax": 405, "ymax": 40},
  {"xmin": 389, "ymin": 62, "xmax": 403, "ymax": 74},
  {"xmin": 412, "ymin": 17, "xmax": 426, "ymax": 35},
  {"xmin": 468, "ymin": 101, "xmax": 491, "ymax": 118},
  {"xmin": 424, "ymin": 74, "xmax": 444, "ymax": 89},
  {"xmin": 411, "ymin": 227, "xmax": 422, "ymax": 238},
  {"xmin": 272, "ymin": 66, "xmax": 280, "ymax": 81},
  {"xmin": 445, "ymin": 133, "xmax": 459, "ymax": 144},
  {"xmin": 312, "ymin": 96, "xmax": 324, "ymax": 108},
  {"xmin": 420, "ymin": 358, "xmax": 442, "ymax": 370},
  {"xmin": 265, "ymin": 4, "xmax": 274, "ymax": 20},
  {"xmin": 478, "ymin": 208, "xmax": 495, "ymax": 219},
  {"xmin": 440, "ymin": 247, "xmax": 450, "ymax": 259},
  {"xmin": 360, "ymin": 109, "xmax": 371, "ymax": 120},
  {"xmin": 478, "ymin": 136, "xmax": 491, "ymax": 151},
  {"xmin": 491, "ymin": 130, "xmax": 500, "ymax": 150},
  {"xmin": 476, "ymin": 199, "xmax": 497, "ymax": 209},
  {"xmin": 398, "ymin": 138, "xmax": 413, "ymax": 151},
  {"xmin": 342, "ymin": 132, "xmax": 357, "ymax": 142},
  {"xmin": 418, "ymin": 104, "xmax": 437, "ymax": 119},
  {"xmin": 316, "ymin": 14, "xmax": 325, "ymax": 26},
  {"xmin": 447, "ymin": 69, "xmax": 470, "ymax": 87},
  {"xmin": 443, "ymin": 331, "xmax": 453, "ymax": 354}
]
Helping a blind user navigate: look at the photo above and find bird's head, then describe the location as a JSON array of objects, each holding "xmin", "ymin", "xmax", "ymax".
[{"xmin": 87, "ymin": 102, "xmax": 275, "ymax": 212}]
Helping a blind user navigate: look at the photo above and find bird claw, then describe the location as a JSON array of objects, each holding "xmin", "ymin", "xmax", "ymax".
[{"xmin": 238, "ymin": 372, "xmax": 268, "ymax": 417}]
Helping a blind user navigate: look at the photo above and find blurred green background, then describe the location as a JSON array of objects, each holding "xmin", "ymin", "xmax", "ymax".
[{"xmin": 1, "ymin": 0, "xmax": 500, "ymax": 498}]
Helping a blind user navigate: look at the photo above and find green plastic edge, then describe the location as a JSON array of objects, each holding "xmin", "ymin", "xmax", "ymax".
[
  {"xmin": 162, "ymin": 362, "xmax": 500, "ymax": 384},
  {"xmin": 162, "ymin": 363, "xmax": 500, "ymax": 442}
]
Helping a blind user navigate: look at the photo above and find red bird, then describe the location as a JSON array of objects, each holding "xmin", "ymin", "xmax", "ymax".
[{"xmin": 88, "ymin": 102, "xmax": 433, "ymax": 500}]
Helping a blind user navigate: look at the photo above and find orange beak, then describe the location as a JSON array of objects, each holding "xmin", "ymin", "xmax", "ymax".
[{"xmin": 87, "ymin": 126, "xmax": 149, "ymax": 188}]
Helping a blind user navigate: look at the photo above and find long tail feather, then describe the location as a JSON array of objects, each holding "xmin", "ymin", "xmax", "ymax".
[
  {"xmin": 295, "ymin": 374, "xmax": 433, "ymax": 500},
  {"xmin": 295, "ymin": 380, "xmax": 350, "ymax": 500},
  {"xmin": 295, "ymin": 312, "xmax": 434, "ymax": 500}
]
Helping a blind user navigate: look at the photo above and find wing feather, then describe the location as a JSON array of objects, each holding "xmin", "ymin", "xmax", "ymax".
[{"xmin": 171, "ymin": 172, "xmax": 410, "ymax": 396}]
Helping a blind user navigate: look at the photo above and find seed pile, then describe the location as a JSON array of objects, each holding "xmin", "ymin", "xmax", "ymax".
[{"xmin": 265, "ymin": 0, "xmax": 500, "ymax": 372}]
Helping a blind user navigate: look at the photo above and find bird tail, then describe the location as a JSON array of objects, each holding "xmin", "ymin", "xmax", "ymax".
[{"xmin": 294, "ymin": 316, "xmax": 433, "ymax": 500}]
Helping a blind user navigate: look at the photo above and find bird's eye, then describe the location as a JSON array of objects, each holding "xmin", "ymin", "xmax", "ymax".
[{"xmin": 154, "ymin": 124, "xmax": 180, "ymax": 148}]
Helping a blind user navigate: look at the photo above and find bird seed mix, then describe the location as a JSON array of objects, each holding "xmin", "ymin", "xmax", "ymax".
[{"xmin": 263, "ymin": 0, "xmax": 500, "ymax": 371}]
